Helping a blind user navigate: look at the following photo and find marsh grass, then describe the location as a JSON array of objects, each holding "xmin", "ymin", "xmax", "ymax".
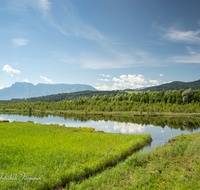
[
  {"xmin": 70, "ymin": 132, "xmax": 200, "ymax": 189},
  {"xmin": 0, "ymin": 122, "xmax": 151, "ymax": 190}
]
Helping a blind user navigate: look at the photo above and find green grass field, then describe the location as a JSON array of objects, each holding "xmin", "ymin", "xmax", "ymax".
[
  {"xmin": 69, "ymin": 132, "xmax": 200, "ymax": 189},
  {"xmin": 0, "ymin": 121, "xmax": 151, "ymax": 190}
]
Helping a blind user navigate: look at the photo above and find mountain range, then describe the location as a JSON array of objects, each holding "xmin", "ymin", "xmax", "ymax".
[
  {"xmin": 1, "ymin": 79, "xmax": 200, "ymax": 101},
  {"xmin": 0, "ymin": 82, "xmax": 97, "ymax": 100},
  {"xmin": 142, "ymin": 79, "xmax": 200, "ymax": 91}
]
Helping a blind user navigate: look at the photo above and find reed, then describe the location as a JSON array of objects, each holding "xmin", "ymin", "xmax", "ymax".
[
  {"xmin": 70, "ymin": 132, "xmax": 200, "ymax": 189},
  {"xmin": 0, "ymin": 122, "xmax": 151, "ymax": 190}
]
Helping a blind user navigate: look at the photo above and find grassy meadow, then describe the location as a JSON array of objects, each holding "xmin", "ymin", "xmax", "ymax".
[
  {"xmin": 69, "ymin": 132, "xmax": 200, "ymax": 189},
  {"xmin": 0, "ymin": 121, "xmax": 151, "ymax": 190}
]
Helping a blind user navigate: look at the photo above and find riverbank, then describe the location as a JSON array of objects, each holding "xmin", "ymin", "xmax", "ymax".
[
  {"xmin": 1, "ymin": 108, "xmax": 200, "ymax": 118},
  {"xmin": 69, "ymin": 132, "xmax": 200, "ymax": 189}
]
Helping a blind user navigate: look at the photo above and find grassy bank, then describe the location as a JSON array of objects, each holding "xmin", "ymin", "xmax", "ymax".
[
  {"xmin": 0, "ymin": 121, "xmax": 151, "ymax": 190},
  {"xmin": 69, "ymin": 132, "xmax": 200, "ymax": 189}
]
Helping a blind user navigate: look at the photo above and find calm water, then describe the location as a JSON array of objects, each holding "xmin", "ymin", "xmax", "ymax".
[{"xmin": 1, "ymin": 113, "xmax": 200, "ymax": 152}]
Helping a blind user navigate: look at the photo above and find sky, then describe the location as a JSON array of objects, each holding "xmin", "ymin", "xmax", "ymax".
[{"xmin": 0, "ymin": 0, "xmax": 200, "ymax": 91}]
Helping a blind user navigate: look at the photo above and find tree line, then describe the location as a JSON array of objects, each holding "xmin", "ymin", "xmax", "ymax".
[{"xmin": 0, "ymin": 89, "xmax": 200, "ymax": 114}]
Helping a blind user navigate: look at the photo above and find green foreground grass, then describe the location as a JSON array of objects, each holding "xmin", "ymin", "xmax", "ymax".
[
  {"xmin": 69, "ymin": 132, "xmax": 200, "ymax": 190},
  {"xmin": 0, "ymin": 121, "xmax": 151, "ymax": 190}
]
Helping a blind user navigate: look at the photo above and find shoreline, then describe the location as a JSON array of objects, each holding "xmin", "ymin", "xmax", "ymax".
[{"xmin": 0, "ymin": 108, "xmax": 200, "ymax": 118}]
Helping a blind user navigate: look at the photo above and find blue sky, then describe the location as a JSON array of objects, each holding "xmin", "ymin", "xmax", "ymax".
[{"xmin": 1, "ymin": 0, "xmax": 200, "ymax": 90}]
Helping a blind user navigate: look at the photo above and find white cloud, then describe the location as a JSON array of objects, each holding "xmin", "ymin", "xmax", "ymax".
[
  {"xmin": 113, "ymin": 83, "xmax": 144, "ymax": 90},
  {"xmin": 160, "ymin": 74, "xmax": 164, "ymax": 77},
  {"xmin": 95, "ymin": 74, "xmax": 164, "ymax": 90},
  {"xmin": 0, "ymin": 87, "xmax": 4, "ymax": 90},
  {"xmin": 98, "ymin": 79, "xmax": 109, "ymax": 82},
  {"xmin": 22, "ymin": 79, "xmax": 30, "ymax": 83},
  {"xmin": 11, "ymin": 38, "xmax": 29, "ymax": 47},
  {"xmin": 47, "ymin": 1, "xmax": 104, "ymax": 41},
  {"xmin": 111, "ymin": 74, "xmax": 147, "ymax": 90},
  {"xmin": 163, "ymin": 27, "xmax": 200, "ymax": 44},
  {"xmin": 63, "ymin": 47, "xmax": 158, "ymax": 69},
  {"xmin": 113, "ymin": 74, "xmax": 147, "ymax": 84},
  {"xmin": 172, "ymin": 47, "xmax": 200, "ymax": 64},
  {"xmin": 100, "ymin": 74, "xmax": 111, "ymax": 78},
  {"xmin": 8, "ymin": 0, "xmax": 51, "ymax": 16},
  {"xmin": 3, "ymin": 65, "xmax": 21, "ymax": 76},
  {"xmin": 38, "ymin": 0, "xmax": 51, "ymax": 14},
  {"xmin": 185, "ymin": 46, "xmax": 196, "ymax": 55},
  {"xmin": 94, "ymin": 84, "xmax": 115, "ymax": 91},
  {"xmin": 40, "ymin": 76, "xmax": 52, "ymax": 83},
  {"xmin": 175, "ymin": 56, "xmax": 200, "ymax": 63},
  {"xmin": 113, "ymin": 78, "xmax": 121, "ymax": 83},
  {"xmin": 149, "ymin": 80, "xmax": 159, "ymax": 85}
]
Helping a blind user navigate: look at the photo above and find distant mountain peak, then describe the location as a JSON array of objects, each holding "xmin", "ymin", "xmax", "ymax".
[{"xmin": 0, "ymin": 82, "xmax": 97, "ymax": 100}]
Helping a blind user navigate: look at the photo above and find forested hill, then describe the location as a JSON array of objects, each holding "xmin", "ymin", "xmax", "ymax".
[
  {"xmin": 0, "ymin": 82, "xmax": 97, "ymax": 100},
  {"xmin": 143, "ymin": 79, "xmax": 200, "ymax": 91},
  {"xmin": 0, "ymin": 90, "xmax": 126, "ymax": 103}
]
